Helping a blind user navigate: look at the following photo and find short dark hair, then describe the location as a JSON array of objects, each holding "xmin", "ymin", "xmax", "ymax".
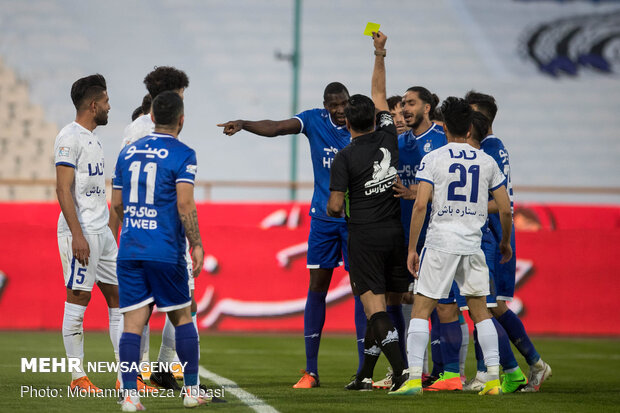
[
  {"xmin": 70, "ymin": 74, "xmax": 106, "ymax": 110},
  {"xmin": 344, "ymin": 94, "xmax": 375, "ymax": 132},
  {"xmin": 471, "ymin": 110, "xmax": 490, "ymax": 143},
  {"xmin": 387, "ymin": 95, "xmax": 402, "ymax": 111},
  {"xmin": 323, "ymin": 82, "xmax": 349, "ymax": 101},
  {"xmin": 464, "ymin": 90, "xmax": 497, "ymax": 123},
  {"xmin": 131, "ymin": 106, "xmax": 143, "ymax": 121},
  {"xmin": 152, "ymin": 91, "xmax": 184, "ymax": 127},
  {"xmin": 440, "ymin": 96, "xmax": 472, "ymax": 137},
  {"xmin": 141, "ymin": 94, "xmax": 152, "ymax": 114},
  {"xmin": 144, "ymin": 66, "xmax": 189, "ymax": 99},
  {"xmin": 406, "ymin": 86, "xmax": 439, "ymax": 116}
]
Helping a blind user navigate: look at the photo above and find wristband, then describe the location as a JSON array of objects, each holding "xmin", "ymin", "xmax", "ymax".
[{"xmin": 374, "ymin": 49, "xmax": 386, "ymax": 57}]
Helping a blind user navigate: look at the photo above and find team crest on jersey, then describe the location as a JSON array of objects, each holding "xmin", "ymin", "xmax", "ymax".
[
  {"xmin": 186, "ymin": 164, "xmax": 197, "ymax": 175},
  {"xmin": 364, "ymin": 148, "xmax": 397, "ymax": 195},
  {"xmin": 58, "ymin": 147, "xmax": 70, "ymax": 157},
  {"xmin": 424, "ymin": 142, "xmax": 432, "ymax": 153}
]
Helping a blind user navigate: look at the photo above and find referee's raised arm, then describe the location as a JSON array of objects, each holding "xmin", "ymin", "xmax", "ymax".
[{"xmin": 371, "ymin": 31, "xmax": 388, "ymax": 113}]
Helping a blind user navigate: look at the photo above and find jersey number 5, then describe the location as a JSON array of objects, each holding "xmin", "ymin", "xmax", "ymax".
[
  {"xmin": 447, "ymin": 163, "xmax": 479, "ymax": 202},
  {"xmin": 128, "ymin": 161, "xmax": 157, "ymax": 204}
]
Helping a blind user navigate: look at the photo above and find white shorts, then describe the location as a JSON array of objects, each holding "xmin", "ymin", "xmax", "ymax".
[
  {"xmin": 58, "ymin": 228, "xmax": 118, "ymax": 292},
  {"xmin": 414, "ymin": 247, "xmax": 489, "ymax": 300}
]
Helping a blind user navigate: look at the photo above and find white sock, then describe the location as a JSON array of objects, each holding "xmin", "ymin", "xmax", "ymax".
[
  {"xmin": 62, "ymin": 302, "xmax": 87, "ymax": 380},
  {"xmin": 108, "ymin": 307, "xmax": 121, "ymax": 356},
  {"xmin": 158, "ymin": 316, "xmax": 176, "ymax": 364},
  {"xmin": 406, "ymin": 318, "xmax": 429, "ymax": 380},
  {"xmin": 459, "ymin": 322, "xmax": 469, "ymax": 376},
  {"xmin": 423, "ymin": 347, "xmax": 429, "ymax": 375},
  {"xmin": 140, "ymin": 324, "xmax": 150, "ymax": 363},
  {"xmin": 475, "ymin": 318, "xmax": 500, "ymax": 380}
]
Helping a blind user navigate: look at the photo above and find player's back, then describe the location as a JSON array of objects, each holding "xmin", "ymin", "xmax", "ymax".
[
  {"xmin": 113, "ymin": 132, "xmax": 197, "ymax": 264},
  {"xmin": 417, "ymin": 142, "xmax": 506, "ymax": 255}
]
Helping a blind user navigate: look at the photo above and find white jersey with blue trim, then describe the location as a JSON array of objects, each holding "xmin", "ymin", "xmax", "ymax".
[
  {"xmin": 120, "ymin": 114, "xmax": 154, "ymax": 148},
  {"xmin": 54, "ymin": 121, "xmax": 109, "ymax": 236},
  {"xmin": 113, "ymin": 133, "xmax": 197, "ymax": 264},
  {"xmin": 416, "ymin": 142, "xmax": 506, "ymax": 255}
]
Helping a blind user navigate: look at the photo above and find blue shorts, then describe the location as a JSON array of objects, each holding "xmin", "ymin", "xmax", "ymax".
[
  {"xmin": 307, "ymin": 217, "xmax": 349, "ymax": 271},
  {"xmin": 483, "ymin": 231, "xmax": 516, "ymax": 302},
  {"xmin": 117, "ymin": 260, "xmax": 191, "ymax": 313}
]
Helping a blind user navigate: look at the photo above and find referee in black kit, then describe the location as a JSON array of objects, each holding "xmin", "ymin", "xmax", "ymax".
[{"xmin": 327, "ymin": 30, "xmax": 409, "ymax": 395}]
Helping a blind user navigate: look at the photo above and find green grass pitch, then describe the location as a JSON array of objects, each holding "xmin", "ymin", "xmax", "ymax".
[{"xmin": 1, "ymin": 332, "xmax": 618, "ymax": 412}]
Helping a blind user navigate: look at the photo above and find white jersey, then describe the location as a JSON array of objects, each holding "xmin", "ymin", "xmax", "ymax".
[
  {"xmin": 54, "ymin": 122, "xmax": 109, "ymax": 236},
  {"xmin": 416, "ymin": 142, "xmax": 506, "ymax": 254},
  {"xmin": 120, "ymin": 114, "xmax": 154, "ymax": 148}
]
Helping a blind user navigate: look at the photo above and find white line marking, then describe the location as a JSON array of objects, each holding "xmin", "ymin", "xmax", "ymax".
[{"xmin": 199, "ymin": 365, "xmax": 279, "ymax": 413}]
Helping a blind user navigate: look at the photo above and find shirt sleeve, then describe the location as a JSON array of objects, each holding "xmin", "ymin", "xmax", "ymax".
[
  {"xmin": 176, "ymin": 149, "xmax": 198, "ymax": 185},
  {"xmin": 111, "ymin": 153, "xmax": 124, "ymax": 190},
  {"xmin": 489, "ymin": 160, "xmax": 507, "ymax": 191},
  {"xmin": 293, "ymin": 110, "xmax": 311, "ymax": 135},
  {"xmin": 376, "ymin": 111, "xmax": 397, "ymax": 136},
  {"xmin": 415, "ymin": 154, "xmax": 434, "ymax": 186},
  {"xmin": 329, "ymin": 150, "xmax": 349, "ymax": 192},
  {"xmin": 54, "ymin": 132, "xmax": 78, "ymax": 168}
]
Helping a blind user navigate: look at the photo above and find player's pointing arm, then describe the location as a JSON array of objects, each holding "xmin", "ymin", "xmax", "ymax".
[{"xmin": 217, "ymin": 118, "xmax": 301, "ymax": 137}]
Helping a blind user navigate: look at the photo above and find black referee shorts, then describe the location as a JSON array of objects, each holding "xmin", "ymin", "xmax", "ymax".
[{"xmin": 347, "ymin": 220, "xmax": 409, "ymax": 296}]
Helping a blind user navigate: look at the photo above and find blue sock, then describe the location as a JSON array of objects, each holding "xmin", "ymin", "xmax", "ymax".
[
  {"xmin": 430, "ymin": 310, "xmax": 443, "ymax": 376},
  {"xmin": 497, "ymin": 309, "xmax": 540, "ymax": 365},
  {"xmin": 473, "ymin": 328, "xmax": 486, "ymax": 372},
  {"xmin": 119, "ymin": 332, "xmax": 141, "ymax": 390},
  {"xmin": 492, "ymin": 318, "xmax": 518, "ymax": 370},
  {"xmin": 175, "ymin": 322, "xmax": 199, "ymax": 386},
  {"xmin": 354, "ymin": 296, "xmax": 367, "ymax": 375},
  {"xmin": 304, "ymin": 290, "xmax": 326, "ymax": 376},
  {"xmin": 386, "ymin": 304, "xmax": 407, "ymax": 368},
  {"xmin": 439, "ymin": 321, "xmax": 461, "ymax": 374}
]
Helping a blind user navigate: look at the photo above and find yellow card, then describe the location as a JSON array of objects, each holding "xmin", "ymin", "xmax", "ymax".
[{"xmin": 363, "ymin": 22, "xmax": 380, "ymax": 37}]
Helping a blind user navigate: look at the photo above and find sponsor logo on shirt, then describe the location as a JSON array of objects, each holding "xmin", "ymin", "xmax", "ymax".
[
  {"xmin": 186, "ymin": 164, "xmax": 197, "ymax": 175},
  {"xmin": 364, "ymin": 148, "xmax": 397, "ymax": 195}
]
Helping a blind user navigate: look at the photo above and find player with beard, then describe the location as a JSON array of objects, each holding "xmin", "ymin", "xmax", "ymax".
[
  {"xmin": 393, "ymin": 97, "xmax": 512, "ymax": 397},
  {"xmin": 218, "ymin": 83, "xmax": 368, "ymax": 389},
  {"xmin": 54, "ymin": 74, "xmax": 118, "ymax": 393},
  {"xmin": 465, "ymin": 91, "xmax": 551, "ymax": 392}
]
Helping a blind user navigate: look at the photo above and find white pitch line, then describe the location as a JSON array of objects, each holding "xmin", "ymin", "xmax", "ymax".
[{"xmin": 199, "ymin": 365, "xmax": 279, "ymax": 413}]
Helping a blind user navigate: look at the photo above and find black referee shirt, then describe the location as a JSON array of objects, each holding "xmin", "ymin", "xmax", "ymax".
[{"xmin": 329, "ymin": 111, "xmax": 401, "ymax": 225}]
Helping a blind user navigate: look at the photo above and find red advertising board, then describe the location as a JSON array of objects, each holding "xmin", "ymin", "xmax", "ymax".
[{"xmin": 0, "ymin": 202, "xmax": 618, "ymax": 336}]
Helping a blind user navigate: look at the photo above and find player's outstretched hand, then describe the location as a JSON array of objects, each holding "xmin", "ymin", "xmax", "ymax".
[
  {"xmin": 393, "ymin": 176, "xmax": 417, "ymax": 200},
  {"xmin": 373, "ymin": 30, "xmax": 387, "ymax": 50},
  {"xmin": 499, "ymin": 240, "xmax": 512, "ymax": 264},
  {"xmin": 217, "ymin": 120, "xmax": 243, "ymax": 136},
  {"xmin": 407, "ymin": 250, "xmax": 420, "ymax": 279},
  {"xmin": 72, "ymin": 234, "xmax": 90, "ymax": 267},
  {"xmin": 191, "ymin": 245, "xmax": 205, "ymax": 278}
]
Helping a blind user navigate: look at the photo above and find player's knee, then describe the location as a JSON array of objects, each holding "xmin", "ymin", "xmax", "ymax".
[
  {"xmin": 436, "ymin": 303, "xmax": 459, "ymax": 322},
  {"xmin": 66, "ymin": 289, "xmax": 91, "ymax": 306},
  {"xmin": 308, "ymin": 269, "xmax": 332, "ymax": 292},
  {"xmin": 386, "ymin": 292, "xmax": 402, "ymax": 306}
]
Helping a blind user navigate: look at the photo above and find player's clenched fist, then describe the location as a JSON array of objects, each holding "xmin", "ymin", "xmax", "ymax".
[{"xmin": 217, "ymin": 120, "xmax": 244, "ymax": 136}]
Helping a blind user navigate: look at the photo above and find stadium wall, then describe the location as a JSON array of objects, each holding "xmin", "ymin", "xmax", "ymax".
[{"xmin": 0, "ymin": 202, "xmax": 618, "ymax": 336}]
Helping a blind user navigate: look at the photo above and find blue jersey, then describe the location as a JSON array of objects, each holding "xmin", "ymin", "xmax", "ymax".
[
  {"xmin": 112, "ymin": 133, "xmax": 197, "ymax": 264},
  {"xmin": 397, "ymin": 123, "xmax": 446, "ymax": 247},
  {"xmin": 294, "ymin": 109, "xmax": 351, "ymax": 222},
  {"xmin": 480, "ymin": 135, "xmax": 514, "ymax": 245}
]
